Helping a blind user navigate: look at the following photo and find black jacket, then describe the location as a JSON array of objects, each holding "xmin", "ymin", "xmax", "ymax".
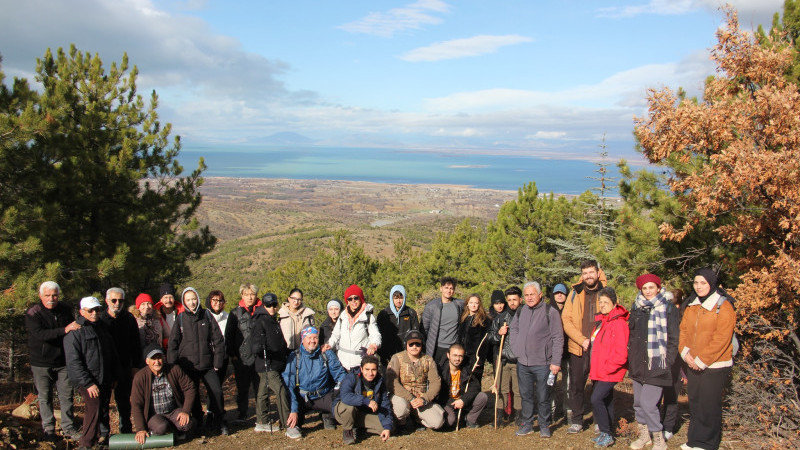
[
  {"xmin": 229, "ymin": 304, "xmax": 260, "ymax": 366},
  {"xmin": 167, "ymin": 306, "xmax": 225, "ymax": 372},
  {"xmin": 63, "ymin": 316, "xmax": 121, "ymax": 388},
  {"xmin": 458, "ymin": 315, "xmax": 490, "ymax": 372},
  {"xmin": 100, "ymin": 308, "xmax": 142, "ymax": 370},
  {"xmin": 25, "ymin": 301, "xmax": 75, "ymax": 368},
  {"xmin": 250, "ymin": 307, "xmax": 288, "ymax": 373},
  {"xmin": 319, "ymin": 316, "xmax": 336, "ymax": 346},
  {"xmin": 376, "ymin": 305, "xmax": 419, "ymax": 363},
  {"xmin": 627, "ymin": 301, "xmax": 680, "ymax": 386},
  {"xmin": 487, "ymin": 307, "xmax": 518, "ymax": 363},
  {"xmin": 437, "ymin": 360, "xmax": 481, "ymax": 408}
]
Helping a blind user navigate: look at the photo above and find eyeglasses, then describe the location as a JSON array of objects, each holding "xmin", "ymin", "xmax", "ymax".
[
  {"xmin": 210, "ymin": 297, "xmax": 224, "ymax": 303},
  {"xmin": 407, "ymin": 342, "xmax": 422, "ymax": 348},
  {"xmin": 289, "ymin": 296, "xmax": 302, "ymax": 301},
  {"xmin": 347, "ymin": 296, "xmax": 360, "ymax": 302}
]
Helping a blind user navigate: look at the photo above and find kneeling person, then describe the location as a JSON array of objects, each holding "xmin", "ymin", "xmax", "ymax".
[
  {"xmin": 438, "ymin": 344, "xmax": 488, "ymax": 428},
  {"xmin": 386, "ymin": 330, "xmax": 445, "ymax": 431},
  {"xmin": 334, "ymin": 355, "xmax": 393, "ymax": 444},
  {"xmin": 131, "ymin": 345, "xmax": 195, "ymax": 445},
  {"xmin": 282, "ymin": 326, "xmax": 347, "ymax": 439}
]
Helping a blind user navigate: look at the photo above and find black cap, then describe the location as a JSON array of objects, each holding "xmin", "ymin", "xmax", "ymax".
[
  {"xmin": 144, "ymin": 343, "xmax": 165, "ymax": 360},
  {"xmin": 404, "ymin": 330, "xmax": 423, "ymax": 345},
  {"xmin": 262, "ymin": 292, "xmax": 278, "ymax": 307},
  {"xmin": 159, "ymin": 282, "xmax": 175, "ymax": 298},
  {"xmin": 491, "ymin": 289, "xmax": 506, "ymax": 304}
]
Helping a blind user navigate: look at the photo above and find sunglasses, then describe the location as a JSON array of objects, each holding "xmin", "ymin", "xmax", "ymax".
[
  {"xmin": 264, "ymin": 303, "xmax": 278, "ymax": 308},
  {"xmin": 84, "ymin": 307, "xmax": 103, "ymax": 313},
  {"xmin": 347, "ymin": 296, "xmax": 361, "ymax": 302},
  {"xmin": 109, "ymin": 298, "xmax": 122, "ymax": 304},
  {"xmin": 407, "ymin": 342, "xmax": 422, "ymax": 348}
]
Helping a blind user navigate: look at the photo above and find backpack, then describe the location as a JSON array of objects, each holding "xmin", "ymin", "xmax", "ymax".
[
  {"xmin": 714, "ymin": 296, "xmax": 739, "ymax": 357},
  {"xmin": 293, "ymin": 348, "xmax": 329, "ymax": 388}
]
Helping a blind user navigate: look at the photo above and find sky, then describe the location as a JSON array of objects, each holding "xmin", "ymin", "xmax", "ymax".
[{"xmin": 0, "ymin": 0, "xmax": 785, "ymax": 161}]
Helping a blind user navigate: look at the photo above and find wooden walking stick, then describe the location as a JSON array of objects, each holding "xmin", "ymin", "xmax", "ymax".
[
  {"xmin": 493, "ymin": 322, "xmax": 507, "ymax": 430},
  {"xmin": 456, "ymin": 333, "xmax": 488, "ymax": 431}
]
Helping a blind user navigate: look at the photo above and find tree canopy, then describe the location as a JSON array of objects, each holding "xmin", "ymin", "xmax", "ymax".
[{"xmin": 0, "ymin": 45, "xmax": 215, "ymax": 310}]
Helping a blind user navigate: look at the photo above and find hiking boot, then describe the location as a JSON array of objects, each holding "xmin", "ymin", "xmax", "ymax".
[
  {"xmin": 285, "ymin": 426, "xmax": 302, "ymax": 439},
  {"xmin": 255, "ymin": 422, "xmax": 277, "ymax": 432},
  {"xmin": 652, "ymin": 431, "xmax": 667, "ymax": 450},
  {"xmin": 233, "ymin": 411, "xmax": 248, "ymax": 424},
  {"xmin": 567, "ymin": 423, "xmax": 582, "ymax": 434},
  {"xmin": 539, "ymin": 426, "xmax": 551, "ymax": 438},
  {"xmin": 629, "ymin": 423, "xmax": 651, "ymax": 449},
  {"xmin": 515, "ymin": 424, "xmax": 534, "ymax": 436},
  {"xmin": 322, "ymin": 414, "xmax": 336, "ymax": 430},
  {"xmin": 595, "ymin": 432, "xmax": 614, "ymax": 448},
  {"xmin": 465, "ymin": 420, "xmax": 479, "ymax": 429},
  {"xmin": 342, "ymin": 429, "xmax": 356, "ymax": 445}
]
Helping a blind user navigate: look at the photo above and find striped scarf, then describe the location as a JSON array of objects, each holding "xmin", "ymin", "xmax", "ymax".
[{"xmin": 634, "ymin": 290, "xmax": 669, "ymax": 370}]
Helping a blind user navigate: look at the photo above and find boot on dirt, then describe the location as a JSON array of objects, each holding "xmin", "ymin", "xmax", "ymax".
[
  {"xmin": 629, "ymin": 423, "xmax": 652, "ymax": 450},
  {"xmin": 651, "ymin": 430, "xmax": 667, "ymax": 450}
]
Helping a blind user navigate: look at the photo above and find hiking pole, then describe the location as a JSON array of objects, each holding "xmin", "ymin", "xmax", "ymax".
[
  {"xmin": 456, "ymin": 333, "xmax": 488, "ymax": 431},
  {"xmin": 493, "ymin": 322, "xmax": 507, "ymax": 430}
]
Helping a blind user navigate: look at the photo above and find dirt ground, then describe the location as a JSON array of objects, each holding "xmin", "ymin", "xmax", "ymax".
[{"xmin": 0, "ymin": 370, "xmax": 733, "ymax": 450}]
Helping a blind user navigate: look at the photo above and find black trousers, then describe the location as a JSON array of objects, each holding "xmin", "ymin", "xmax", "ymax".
[
  {"xmin": 102, "ymin": 370, "xmax": 133, "ymax": 434},
  {"xmin": 232, "ymin": 359, "xmax": 259, "ymax": 416},
  {"xmin": 686, "ymin": 366, "xmax": 731, "ymax": 450},
  {"xmin": 568, "ymin": 352, "xmax": 591, "ymax": 424},
  {"xmin": 185, "ymin": 367, "xmax": 224, "ymax": 426},
  {"xmin": 590, "ymin": 381, "xmax": 616, "ymax": 435}
]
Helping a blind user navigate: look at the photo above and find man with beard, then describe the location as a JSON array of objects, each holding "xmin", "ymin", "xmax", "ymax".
[
  {"xmin": 99, "ymin": 287, "xmax": 141, "ymax": 436},
  {"xmin": 562, "ymin": 260, "xmax": 605, "ymax": 433},
  {"xmin": 154, "ymin": 283, "xmax": 182, "ymax": 349}
]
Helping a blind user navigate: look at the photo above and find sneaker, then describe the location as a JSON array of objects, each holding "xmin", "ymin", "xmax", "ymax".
[
  {"xmin": 255, "ymin": 422, "xmax": 277, "ymax": 432},
  {"xmin": 680, "ymin": 445, "xmax": 703, "ymax": 450},
  {"xmin": 285, "ymin": 426, "xmax": 302, "ymax": 439},
  {"xmin": 664, "ymin": 431, "xmax": 673, "ymax": 441},
  {"xmin": 539, "ymin": 427, "xmax": 552, "ymax": 438},
  {"xmin": 595, "ymin": 432, "xmax": 614, "ymax": 448},
  {"xmin": 594, "ymin": 424, "xmax": 600, "ymax": 434},
  {"xmin": 342, "ymin": 429, "xmax": 356, "ymax": 445},
  {"xmin": 465, "ymin": 421, "xmax": 479, "ymax": 429},
  {"xmin": 219, "ymin": 424, "xmax": 229, "ymax": 436},
  {"xmin": 515, "ymin": 424, "xmax": 534, "ymax": 436},
  {"xmin": 567, "ymin": 423, "xmax": 582, "ymax": 434}
]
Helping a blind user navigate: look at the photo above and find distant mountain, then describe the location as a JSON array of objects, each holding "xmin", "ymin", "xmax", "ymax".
[{"xmin": 261, "ymin": 132, "xmax": 316, "ymax": 145}]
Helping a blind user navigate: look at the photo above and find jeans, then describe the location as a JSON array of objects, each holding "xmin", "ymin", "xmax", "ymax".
[
  {"xmin": 31, "ymin": 366, "xmax": 76, "ymax": 434},
  {"xmin": 517, "ymin": 364, "xmax": 552, "ymax": 430},
  {"xmin": 591, "ymin": 381, "xmax": 616, "ymax": 434}
]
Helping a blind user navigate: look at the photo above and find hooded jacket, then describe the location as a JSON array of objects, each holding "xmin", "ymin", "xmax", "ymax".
[
  {"xmin": 25, "ymin": 301, "xmax": 75, "ymax": 368},
  {"xmin": 250, "ymin": 306, "xmax": 288, "ymax": 373},
  {"xmin": 328, "ymin": 302, "xmax": 381, "ymax": 370},
  {"xmin": 377, "ymin": 285, "xmax": 420, "ymax": 363},
  {"xmin": 282, "ymin": 345, "xmax": 347, "ymax": 413},
  {"xmin": 334, "ymin": 367, "xmax": 394, "ymax": 431},
  {"xmin": 628, "ymin": 292, "xmax": 680, "ymax": 386},
  {"xmin": 589, "ymin": 304, "xmax": 630, "ymax": 382},
  {"xmin": 63, "ymin": 315, "xmax": 121, "ymax": 388},
  {"xmin": 167, "ymin": 288, "xmax": 225, "ymax": 372}
]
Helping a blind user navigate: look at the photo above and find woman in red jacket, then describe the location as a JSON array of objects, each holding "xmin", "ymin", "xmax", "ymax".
[{"xmin": 589, "ymin": 287, "xmax": 630, "ymax": 448}]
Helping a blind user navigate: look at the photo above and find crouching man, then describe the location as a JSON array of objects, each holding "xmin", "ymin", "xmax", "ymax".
[
  {"xmin": 438, "ymin": 344, "xmax": 488, "ymax": 428},
  {"xmin": 334, "ymin": 355, "xmax": 393, "ymax": 444},
  {"xmin": 282, "ymin": 326, "xmax": 347, "ymax": 439},
  {"xmin": 130, "ymin": 344, "xmax": 196, "ymax": 445},
  {"xmin": 386, "ymin": 330, "xmax": 445, "ymax": 431}
]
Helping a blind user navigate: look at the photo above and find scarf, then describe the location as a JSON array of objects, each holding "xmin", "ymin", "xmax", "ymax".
[
  {"xmin": 634, "ymin": 289, "xmax": 669, "ymax": 370},
  {"xmin": 346, "ymin": 302, "xmax": 366, "ymax": 331}
]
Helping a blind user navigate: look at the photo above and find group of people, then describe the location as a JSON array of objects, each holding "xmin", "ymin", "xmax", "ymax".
[{"xmin": 25, "ymin": 261, "xmax": 735, "ymax": 449}]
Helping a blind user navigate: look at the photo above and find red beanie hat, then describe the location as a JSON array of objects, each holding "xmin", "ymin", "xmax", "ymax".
[
  {"xmin": 343, "ymin": 285, "xmax": 364, "ymax": 305},
  {"xmin": 635, "ymin": 274, "xmax": 662, "ymax": 291},
  {"xmin": 135, "ymin": 293, "xmax": 154, "ymax": 308}
]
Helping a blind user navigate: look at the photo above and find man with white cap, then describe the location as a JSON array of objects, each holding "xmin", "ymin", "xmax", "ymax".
[
  {"xmin": 130, "ymin": 343, "xmax": 196, "ymax": 445},
  {"xmin": 64, "ymin": 296, "xmax": 121, "ymax": 450}
]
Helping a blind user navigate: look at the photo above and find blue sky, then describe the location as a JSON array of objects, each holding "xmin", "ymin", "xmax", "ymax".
[{"xmin": 0, "ymin": 0, "xmax": 784, "ymax": 160}]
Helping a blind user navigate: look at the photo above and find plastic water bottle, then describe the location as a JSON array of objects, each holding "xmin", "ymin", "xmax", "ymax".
[{"xmin": 547, "ymin": 372, "xmax": 556, "ymax": 386}]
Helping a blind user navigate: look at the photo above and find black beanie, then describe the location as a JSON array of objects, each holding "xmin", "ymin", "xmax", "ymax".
[
  {"xmin": 490, "ymin": 289, "xmax": 506, "ymax": 304},
  {"xmin": 159, "ymin": 282, "xmax": 175, "ymax": 298}
]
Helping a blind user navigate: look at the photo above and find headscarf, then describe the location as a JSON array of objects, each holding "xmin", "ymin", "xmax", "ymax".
[{"xmin": 389, "ymin": 285, "xmax": 407, "ymax": 320}]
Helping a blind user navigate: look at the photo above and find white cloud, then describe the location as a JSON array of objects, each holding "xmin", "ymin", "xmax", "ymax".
[
  {"xmin": 598, "ymin": 0, "xmax": 782, "ymax": 26},
  {"xmin": 533, "ymin": 131, "xmax": 567, "ymax": 139},
  {"xmin": 338, "ymin": 0, "xmax": 451, "ymax": 37},
  {"xmin": 400, "ymin": 34, "xmax": 533, "ymax": 62}
]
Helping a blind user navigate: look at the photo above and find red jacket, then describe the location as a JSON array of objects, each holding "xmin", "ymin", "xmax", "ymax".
[{"xmin": 589, "ymin": 304, "xmax": 630, "ymax": 382}]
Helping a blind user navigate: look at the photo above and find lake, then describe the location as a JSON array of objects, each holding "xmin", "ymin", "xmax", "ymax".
[{"xmin": 181, "ymin": 146, "xmax": 638, "ymax": 194}]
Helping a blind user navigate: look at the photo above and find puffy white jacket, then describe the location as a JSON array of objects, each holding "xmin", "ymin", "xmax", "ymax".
[{"xmin": 328, "ymin": 303, "xmax": 381, "ymax": 369}]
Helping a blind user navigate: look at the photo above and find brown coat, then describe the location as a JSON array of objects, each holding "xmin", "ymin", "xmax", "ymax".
[
  {"xmin": 385, "ymin": 351, "xmax": 441, "ymax": 404},
  {"xmin": 679, "ymin": 294, "xmax": 735, "ymax": 369},
  {"xmin": 561, "ymin": 269, "xmax": 607, "ymax": 356},
  {"xmin": 130, "ymin": 364, "xmax": 195, "ymax": 433}
]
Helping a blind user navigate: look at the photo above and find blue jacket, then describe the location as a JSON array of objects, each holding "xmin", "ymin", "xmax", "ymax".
[
  {"xmin": 334, "ymin": 368, "xmax": 394, "ymax": 431},
  {"xmin": 282, "ymin": 345, "xmax": 347, "ymax": 413}
]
